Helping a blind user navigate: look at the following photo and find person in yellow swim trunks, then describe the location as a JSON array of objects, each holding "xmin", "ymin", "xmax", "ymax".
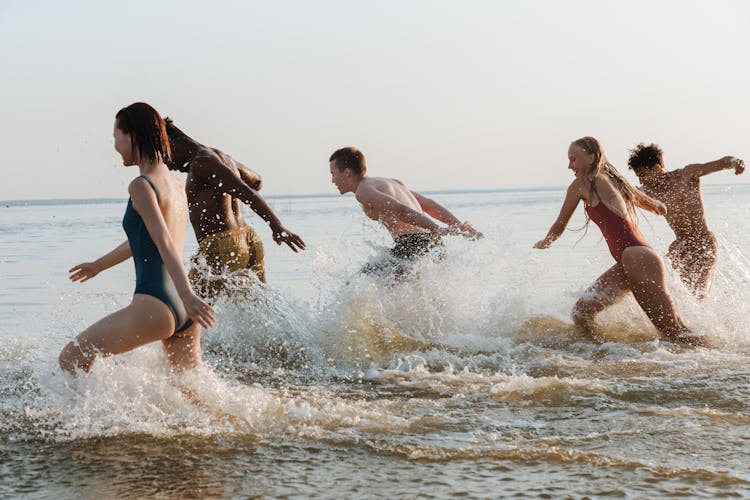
[
  {"xmin": 164, "ymin": 117, "xmax": 305, "ymax": 299},
  {"xmin": 188, "ymin": 225, "xmax": 267, "ymax": 298}
]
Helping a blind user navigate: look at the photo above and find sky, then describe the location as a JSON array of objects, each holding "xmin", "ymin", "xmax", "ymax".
[{"xmin": 0, "ymin": 0, "xmax": 748, "ymax": 200}]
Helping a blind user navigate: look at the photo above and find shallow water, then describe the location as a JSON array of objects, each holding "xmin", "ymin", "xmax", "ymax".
[{"xmin": 2, "ymin": 186, "xmax": 750, "ymax": 497}]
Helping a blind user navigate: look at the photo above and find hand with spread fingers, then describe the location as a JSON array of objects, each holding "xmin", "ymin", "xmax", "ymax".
[{"xmin": 271, "ymin": 224, "xmax": 306, "ymax": 252}]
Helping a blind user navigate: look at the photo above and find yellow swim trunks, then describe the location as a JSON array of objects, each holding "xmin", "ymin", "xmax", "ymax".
[{"xmin": 189, "ymin": 226, "xmax": 266, "ymax": 299}]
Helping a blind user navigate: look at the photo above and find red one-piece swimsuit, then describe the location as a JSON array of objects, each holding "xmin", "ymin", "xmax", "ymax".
[{"xmin": 585, "ymin": 202, "xmax": 651, "ymax": 264}]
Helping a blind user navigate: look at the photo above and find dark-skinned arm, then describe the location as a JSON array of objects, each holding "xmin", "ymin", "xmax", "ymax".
[
  {"xmin": 238, "ymin": 164, "xmax": 263, "ymax": 191},
  {"xmin": 194, "ymin": 159, "xmax": 305, "ymax": 252}
]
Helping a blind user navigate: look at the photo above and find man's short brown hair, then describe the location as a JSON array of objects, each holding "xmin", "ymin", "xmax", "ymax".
[{"xmin": 330, "ymin": 147, "xmax": 366, "ymax": 176}]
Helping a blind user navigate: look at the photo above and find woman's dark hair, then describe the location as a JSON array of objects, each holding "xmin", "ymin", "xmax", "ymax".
[
  {"xmin": 115, "ymin": 102, "xmax": 171, "ymax": 164},
  {"xmin": 329, "ymin": 147, "xmax": 366, "ymax": 176},
  {"xmin": 627, "ymin": 143, "xmax": 664, "ymax": 172}
]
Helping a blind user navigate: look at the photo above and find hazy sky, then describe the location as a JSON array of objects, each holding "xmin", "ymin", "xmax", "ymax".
[{"xmin": 1, "ymin": 0, "xmax": 748, "ymax": 199}]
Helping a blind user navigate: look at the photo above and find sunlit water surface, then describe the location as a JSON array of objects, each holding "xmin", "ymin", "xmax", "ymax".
[{"xmin": 2, "ymin": 186, "xmax": 750, "ymax": 498}]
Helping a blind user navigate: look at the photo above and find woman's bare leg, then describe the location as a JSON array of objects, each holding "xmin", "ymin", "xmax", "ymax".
[
  {"xmin": 162, "ymin": 323, "xmax": 202, "ymax": 372},
  {"xmin": 59, "ymin": 294, "xmax": 175, "ymax": 374},
  {"xmin": 621, "ymin": 246, "xmax": 711, "ymax": 347},
  {"xmin": 572, "ymin": 264, "xmax": 631, "ymax": 340}
]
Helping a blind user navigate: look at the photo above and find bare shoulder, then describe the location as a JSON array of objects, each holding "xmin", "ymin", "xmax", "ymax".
[
  {"xmin": 567, "ymin": 177, "xmax": 588, "ymax": 196},
  {"xmin": 355, "ymin": 179, "xmax": 377, "ymax": 200},
  {"xmin": 189, "ymin": 150, "xmax": 229, "ymax": 178},
  {"xmin": 371, "ymin": 177, "xmax": 407, "ymax": 191},
  {"xmin": 665, "ymin": 167, "xmax": 687, "ymax": 179},
  {"xmin": 661, "ymin": 168, "xmax": 696, "ymax": 187},
  {"xmin": 128, "ymin": 176, "xmax": 152, "ymax": 196},
  {"xmin": 211, "ymin": 147, "xmax": 240, "ymax": 168}
]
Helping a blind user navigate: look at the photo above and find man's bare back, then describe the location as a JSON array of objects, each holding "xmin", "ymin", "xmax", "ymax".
[
  {"xmin": 164, "ymin": 119, "xmax": 304, "ymax": 250},
  {"xmin": 163, "ymin": 118, "xmax": 304, "ymax": 295},
  {"xmin": 184, "ymin": 147, "xmax": 262, "ymax": 241},
  {"xmin": 356, "ymin": 177, "xmax": 431, "ymax": 238},
  {"xmin": 329, "ymin": 147, "xmax": 482, "ymax": 278},
  {"xmin": 639, "ymin": 169, "xmax": 711, "ymax": 240}
]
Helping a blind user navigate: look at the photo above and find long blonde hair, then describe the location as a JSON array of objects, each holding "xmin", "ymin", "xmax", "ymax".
[{"xmin": 572, "ymin": 136, "xmax": 640, "ymax": 218}]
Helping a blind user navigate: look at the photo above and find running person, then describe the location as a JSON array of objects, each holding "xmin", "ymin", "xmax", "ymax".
[
  {"xmin": 59, "ymin": 103, "xmax": 216, "ymax": 374},
  {"xmin": 329, "ymin": 147, "xmax": 482, "ymax": 277},
  {"xmin": 534, "ymin": 136, "xmax": 710, "ymax": 347},
  {"xmin": 164, "ymin": 118, "xmax": 305, "ymax": 299},
  {"xmin": 627, "ymin": 142, "xmax": 745, "ymax": 299}
]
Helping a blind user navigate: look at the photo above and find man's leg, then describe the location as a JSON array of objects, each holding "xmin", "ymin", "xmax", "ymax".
[
  {"xmin": 669, "ymin": 237, "xmax": 718, "ymax": 300},
  {"xmin": 245, "ymin": 226, "xmax": 266, "ymax": 283}
]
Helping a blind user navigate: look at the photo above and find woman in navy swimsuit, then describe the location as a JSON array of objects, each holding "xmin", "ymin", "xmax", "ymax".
[
  {"xmin": 534, "ymin": 137, "xmax": 710, "ymax": 347},
  {"xmin": 59, "ymin": 103, "xmax": 216, "ymax": 374}
]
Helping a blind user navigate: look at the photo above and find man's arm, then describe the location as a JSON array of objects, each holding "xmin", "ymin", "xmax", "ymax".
[
  {"xmin": 192, "ymin": 159, "xmax": 305, "ymax": 252},
  {"xmin": 632, "ymin": 188, "xmax": 667, "ymax": 216},
  {"xmin": 682, "ymin": 156, "xmax": 745, "ymax": 178},
  {"xmin": 411, "ymin": 191, "xmax": 483, "ymax": 238},
  {"xmin": 356, "ymin": 186, "xmax": 446, "ymax": 235},
  {"xmin": 238, "ymin": 163, "xmax": 263, "ymax": 191},
  {"xmin": 410, "ymin": 191, "xmax": 461, "ymax": 225}
]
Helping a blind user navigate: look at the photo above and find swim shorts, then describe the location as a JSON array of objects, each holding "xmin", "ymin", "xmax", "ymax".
[
  {"xmin": 362, "ymin": 232, "xmax": 443, "ymax": 278},
  {"xmin": 189, "ymin": 225, "xmax": 265, "ymax": 298}
]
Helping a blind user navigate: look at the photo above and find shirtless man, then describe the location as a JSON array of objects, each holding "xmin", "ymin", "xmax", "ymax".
[
  {"xmin": 165, "ymin": 118, "xmax": 305, "ymax": 298},
  {"xmin": 627, "ymin": 143, "xmax": 744, "ymax": 299},
  {"xmin": 329, "ymin": 147, "xmax": 481, "ymax": 276}
]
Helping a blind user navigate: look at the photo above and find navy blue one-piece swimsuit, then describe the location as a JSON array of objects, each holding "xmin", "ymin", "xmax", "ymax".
[{"xmin": 122, "ymin": 176, "xmax": 192, "ymax": 333}]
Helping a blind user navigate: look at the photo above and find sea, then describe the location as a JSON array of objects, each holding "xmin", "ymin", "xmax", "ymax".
[{"xmin": 1, "ymin": 185, "xmax": 750, "ymax": 498}]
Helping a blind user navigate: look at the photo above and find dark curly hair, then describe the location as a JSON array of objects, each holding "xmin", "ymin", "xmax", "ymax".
[{"xmin": 627, "ymin": 143, "xmax": 663, "ymax": 172}]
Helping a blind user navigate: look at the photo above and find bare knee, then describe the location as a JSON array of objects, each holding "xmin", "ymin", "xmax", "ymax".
[{"xmin": 59, "ymin": 340, "xmax": 97, "ymax": 375}]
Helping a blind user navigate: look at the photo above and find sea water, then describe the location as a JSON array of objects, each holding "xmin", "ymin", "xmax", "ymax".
[{"xmin": 1, "ymin": 186, "xmax": 749, "ymax": 498}]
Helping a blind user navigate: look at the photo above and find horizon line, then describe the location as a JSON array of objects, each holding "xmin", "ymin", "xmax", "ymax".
[
  {"xmin": 2, "ymin": 181, "xmax": 746, "ymax": 207},
  {"xmin": 0, "ymin": 186, "xmax": 569, "ymax": 207}
]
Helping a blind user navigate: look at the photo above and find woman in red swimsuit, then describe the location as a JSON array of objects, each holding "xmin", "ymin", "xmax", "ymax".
[{"xmin": 534, "ymin": 136, "xmax": 710, "ymax": 347}]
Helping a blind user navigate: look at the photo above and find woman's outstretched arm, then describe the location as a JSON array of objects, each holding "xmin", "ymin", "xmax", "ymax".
[
  {"xmin": 69, "ymin": 241, "xmax": 132, "ymax": 283},
  {"xmin": 534, "ymin": 181, "xmax": 583, "ymax": 249}
]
